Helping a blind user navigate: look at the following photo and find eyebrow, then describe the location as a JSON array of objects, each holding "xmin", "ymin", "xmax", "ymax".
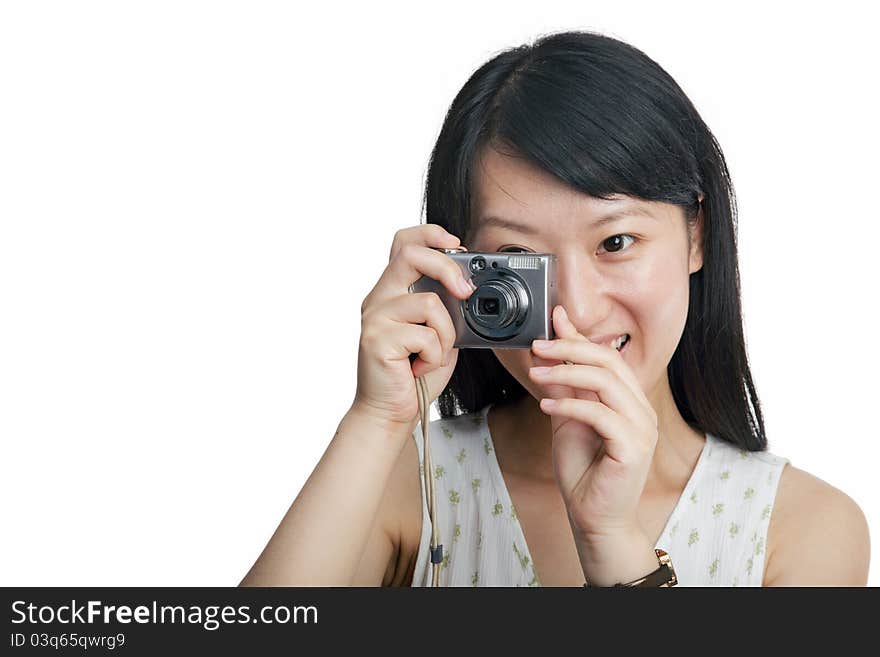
[{"xmin": 476, "ymin": 208, "xmax": 657, "ymax": 235}]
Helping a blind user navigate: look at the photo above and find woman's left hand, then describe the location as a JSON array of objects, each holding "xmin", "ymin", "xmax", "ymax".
[{"xmin": 529, "ymin": 305, "xmax": 659, "ymax": 546}]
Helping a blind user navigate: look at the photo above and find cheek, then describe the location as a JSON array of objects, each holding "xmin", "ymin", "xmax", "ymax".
[{"xmin": 631, "ymin": 258, "xmax": 690, "ymax": 362}]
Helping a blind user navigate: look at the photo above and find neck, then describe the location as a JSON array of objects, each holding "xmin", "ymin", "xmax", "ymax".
[{"xmin": 488, "ymin": 376, "xmax": 705, "ymax": 489}]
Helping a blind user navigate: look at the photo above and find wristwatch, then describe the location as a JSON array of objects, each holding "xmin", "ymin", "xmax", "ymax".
[{"xmin": 583, "ymin": 548, "xmax": 678, "ymax": 588}]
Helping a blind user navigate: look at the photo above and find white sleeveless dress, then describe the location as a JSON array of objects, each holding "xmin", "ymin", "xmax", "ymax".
[{"xmin": 409, "ymin": 403, "xmax": 790, "ymax": 587}]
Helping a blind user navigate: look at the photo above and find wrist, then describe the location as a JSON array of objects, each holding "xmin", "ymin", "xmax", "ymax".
[
  {"xmin": 344, "ymin": 402, "xmax": 420, "ymax": 445},
  {"xmin": 575, "ymin": 527, "xmax": 660, "ymax": 587}
]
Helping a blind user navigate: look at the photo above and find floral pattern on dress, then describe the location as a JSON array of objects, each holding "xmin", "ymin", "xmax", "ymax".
[{"xmin": 411, "ymin": 411, "xmax": 789, "ymax": 587}]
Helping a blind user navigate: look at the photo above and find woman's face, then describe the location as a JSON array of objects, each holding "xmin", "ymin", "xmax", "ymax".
[{"xmin": 467, "ymin": 146, "xmax": 703, "ymax": 403}]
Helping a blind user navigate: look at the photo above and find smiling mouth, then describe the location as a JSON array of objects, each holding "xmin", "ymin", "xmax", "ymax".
[{"xmin": 612, "ymin": 334, "xmax": 630, "ymax": 351}]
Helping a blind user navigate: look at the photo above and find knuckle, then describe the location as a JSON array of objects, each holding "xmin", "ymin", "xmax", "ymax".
[
  {"xmin": 425, "ymin": 291, "xmax": 444, "ymax": 311},
  {"xmin": 448, "ymin": 262, "xmax": 465, "ymax": 282},
  {"xmin": 428, "ymin": 223, "xmax": 451, "ymax": 240},
  {"xmin": 443, "ymin": 323, "xmax": 457, "ymax": 346},
  {"xmin": 581, "ymin": 397, "xmax": 599, "ymax": 412},
  {"xmin": 360, "ymin": 325, "xmax": 378, "ymax": 349},
  {"xmin": 400, "ymin": 242, "xmax": 419, "ymax": 261},
  {"xmin": 440, "ymin": 328, "xmax": 457, "ymax": 351},
  {"xmin": 389, "ymin": 230, "xmax": 405, "ymax": 255}
]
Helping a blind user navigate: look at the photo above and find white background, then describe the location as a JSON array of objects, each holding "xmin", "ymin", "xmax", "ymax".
[{"xmin": 1, "ymin": 1, "xmax": 877, "ymax": 586}]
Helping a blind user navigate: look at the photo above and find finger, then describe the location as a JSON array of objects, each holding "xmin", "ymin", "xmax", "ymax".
[
  {"xmin": 531, "ymin": 337, "xmax": 648, "ymax": 406},
  {"xmin": 531, "ymin": 352, "xmax": 576, "ymax": 400},
  {"xmin": 361, "ymin": 317, "xmax": 443, "ymax": 369},
  {"xmin": 553, "ymin": 305, "xmax": 586, "ymax": 341},
  {"xmin": 539, "ymin": 397, "xmax": 637, "ymax": 463},
  {"xmin": 553, "ymin": 305, "xmax": 584, "ymax": 368},
  {"xmin": 378, "ymin": 292, "xmax": 457, "ymax": 363},
  {"xmin": 389, "ymin": 223, "xmax": 461, "ymax": 261},
  {"xmin": 529, "ymin": 363, "xmax": 645, "ymax": 420},
  {"xmin": 362, "ymin": 223, "xmax": 462, "ymax": 313},
  {"xmin": 394, "ymin": 322, "xmax": 444, "ymax": 377},
  {"xmin": 559, "ymin": 306, "xmax": 651, "ymax": 406},
  {"xmin": 371, "ymin": 242, "xmax": 474, "ymax": 307},
  {"xmin": 531, "ymin": 305, "xmax": 577, "ymax": 399},
  {"xmin": 529, "ymin": 341, "xmax": 575, "ymax": 400}
]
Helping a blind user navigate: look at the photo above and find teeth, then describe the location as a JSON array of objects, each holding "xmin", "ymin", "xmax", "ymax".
[{"xmin": 612, "ymin": 334, "xmax": 629, "ymax": 351}]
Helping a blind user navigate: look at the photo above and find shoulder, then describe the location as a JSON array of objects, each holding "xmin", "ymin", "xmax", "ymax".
[{"xmin": 763, "ymin": 463, "xmax": 870, "ymax": 586}]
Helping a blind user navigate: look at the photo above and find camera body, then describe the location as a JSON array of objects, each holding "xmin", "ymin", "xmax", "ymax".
[{"xmin": 410, "ymin": 247, "xmax": 557, "ymax": 348}]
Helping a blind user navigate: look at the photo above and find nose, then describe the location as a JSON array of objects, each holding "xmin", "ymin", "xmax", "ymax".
[{"xmin": 554, "ymin": 252, "xmax": 611, "ymax": 333}]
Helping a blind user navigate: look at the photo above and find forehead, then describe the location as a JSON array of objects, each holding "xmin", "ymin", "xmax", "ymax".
[
  {"xmin": 472, "ymin": 145, "xmax": 577, "ymax": 209},
  {"xmin": 470, "ymin": 146, "xmax": 669, "ymax": 237}
]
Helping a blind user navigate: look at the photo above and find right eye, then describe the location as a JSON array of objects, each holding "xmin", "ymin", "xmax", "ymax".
[{"xmin": 497, "ymin": 244, "xmax": 533, "ymax": 253}]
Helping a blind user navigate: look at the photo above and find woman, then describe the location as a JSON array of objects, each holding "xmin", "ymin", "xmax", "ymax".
[{"xmin": 241, "ymin": 30, "xmax": 869, "ymax": 587}]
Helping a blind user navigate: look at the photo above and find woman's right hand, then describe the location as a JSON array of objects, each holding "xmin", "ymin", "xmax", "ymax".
[{"xmin": 351, "ymin": 223, "xmax": 475, "ymax": 433}]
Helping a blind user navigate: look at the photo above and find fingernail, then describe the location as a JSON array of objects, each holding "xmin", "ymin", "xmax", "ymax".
[
  {"xmin": 459, "ymin": 277, "xmax": 475, "ymax": 295},
  {"xmin": 540, "ymin": 398, "xmax": 556, "ymax": 409},
  {"xmin": 533, "ymin": 339, "xmax": 553, "ymax": 350},
  {"xmin": 530, "ymin": 366, "xmax": 551, "ymax": 376}
]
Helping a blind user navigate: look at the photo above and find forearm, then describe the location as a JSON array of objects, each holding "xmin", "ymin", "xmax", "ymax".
[{"xmin": 239, "ymin": 407, "xmax": 415, "ymax": 586}]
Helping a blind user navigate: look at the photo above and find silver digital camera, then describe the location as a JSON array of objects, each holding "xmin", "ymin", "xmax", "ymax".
[{"xmin": 410, "ymin": 247, "xmax": 558, "ymax": 348}]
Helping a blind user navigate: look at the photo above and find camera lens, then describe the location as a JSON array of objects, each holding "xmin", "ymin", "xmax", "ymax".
[
  {"xmin": 463, "ymin": 269, "xmax": 531, "ymax": 342},
  {"xmin": 478, "ymin": 297, "xmax": 500, "ymax": 315}
]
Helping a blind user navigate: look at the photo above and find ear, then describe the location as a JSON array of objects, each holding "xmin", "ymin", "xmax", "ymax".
[{"xmin": 688, "ymin": 194, "xmax": 705, "ymax": 274}]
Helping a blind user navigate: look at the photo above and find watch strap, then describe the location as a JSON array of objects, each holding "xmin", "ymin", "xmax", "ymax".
[{"xmin": 583, "ymin": 548, "xmax": 678, "ymax": 588}]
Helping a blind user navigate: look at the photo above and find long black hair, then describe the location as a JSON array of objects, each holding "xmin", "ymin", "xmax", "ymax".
[{"xmin": 421, "ymin": 30, "xmax": 766, "ymax": 452}]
